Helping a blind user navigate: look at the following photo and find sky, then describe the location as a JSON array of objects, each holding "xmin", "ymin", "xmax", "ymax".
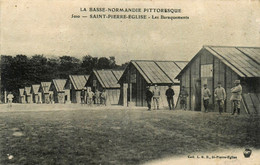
[{"xmin": 1, "ymin": 0, "xmax": 259, "ymax": 64}]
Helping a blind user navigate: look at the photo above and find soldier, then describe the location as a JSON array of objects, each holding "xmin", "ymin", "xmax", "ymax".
[
  {"xmin": 95, "ymin": 89, "xmax": 101, "ymax": 105},
  {"xmin": 87, "ymin": 88, "xmax": 94, "ymax": 105},
  {"xmin": 230, "ymin": 80, "xmax": 242, "ymax": 115},
  {"xmin": 81, "ymin": 89, "xmax": 85, "ymax": 105},
  {"xmin": 165, "ymin": 84, "xmax": 175, "ymax": 110},
  {"xmin": 153, "ymin": 84, "xmax": 160, "ymax": 110},
  {"xmin": 100, "ymin": 89, "xmax": 107, "ymax": 106},
  {"xmin": 145, "ymin": 86, "xmax": 153, "ymax": 111},
  {"xmin": 202, "ymin": 84, "xmax": 211, "ymax": 112},
  {"xmin": 49, "ymin": 93, "xmax": 54, "ymax": 104},
  {"xmin": 180, "ymin": 86, "xmax": 189, "ymax": 110},
  {"xmin": 214, "ymin": 82, "xmax": 226, "ymax": 114},
  {"xmin": 7, "ymin": 92, "xmax": 14, "ymax": 107}
]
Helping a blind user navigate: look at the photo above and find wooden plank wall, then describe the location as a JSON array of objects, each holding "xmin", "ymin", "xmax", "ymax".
[
  {"xmin": 43, "ymin": 93, "xmax": 50, "ymax": 103},
  {"xmin": 107, "ymin": 89, "xmax": 120, "ymax": 105},
  {"xmin": 76, "ymin": 90, "xmax": 81, "ymax": 103},
  {"xmin": 190, "ymin": 56, "xmax": 200, "ymax": 111},
  {"xmin": 213, "ymin": 58, "xmax": 226, "ymax": 112},
  {"xmin": 71, "ymin": 90, "xmax": 75, "ymax": 103},
  {"xmin": 136, "ymin": 71, "xmax": 142, "ymax": 106},
  {"xmin": 183, "ymin": 68, "xmax": 191, "ymax": 110}
]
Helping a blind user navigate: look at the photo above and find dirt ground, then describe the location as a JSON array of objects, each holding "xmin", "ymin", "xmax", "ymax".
[{"xmin": 0, "ymin": 104, "xmax": 259, "ymax": 165}]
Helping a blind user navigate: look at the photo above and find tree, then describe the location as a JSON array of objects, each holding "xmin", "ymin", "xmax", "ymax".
[
  {"xmin": 81, "ymin": 55, "xmax": 98, "ymax": 74},
  {"xmin": 0, "ymin": 54, "xmax": 128, "ymax": 102}
]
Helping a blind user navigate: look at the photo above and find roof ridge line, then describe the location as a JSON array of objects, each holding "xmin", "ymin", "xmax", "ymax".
[
  {"xmin": 204, "ymin": 45, "xmax": 260, "ymax": 48},
  {"xmin": 235, "ymin": 47, "xmax": 260, "ymax": 65},
  {"xmin": 208, "ymin": 47, "xmax": 247, "ymax": 77},
  {"xmin": 154, "ymin": 61, "xmax": 174, "ymax": 83}
]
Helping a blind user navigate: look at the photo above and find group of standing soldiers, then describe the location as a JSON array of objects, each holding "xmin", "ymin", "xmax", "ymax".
[
  {"xmin": 145, "ymin": 84, "xmax": 188, "ymax": 111},
  {"xmin": 145, "ymin": 79, "xmax": 243, "ymax": 114},
  {"xmin": 81, "ymin": 88, "xmax": 108, "ymax": 106},
  {"xmin": 202, "ymin": 80, "xmax": 242, "ymax": 115}
]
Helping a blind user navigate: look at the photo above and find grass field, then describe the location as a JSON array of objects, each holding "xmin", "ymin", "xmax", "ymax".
[{"xmin": 0, "ymin": 104, "xmax": 259, "ymax": 164}]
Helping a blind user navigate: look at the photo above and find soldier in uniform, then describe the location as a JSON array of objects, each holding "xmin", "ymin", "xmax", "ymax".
[
  {"xmin": 100, "ymin": 89, "xmax": 107, "ymax": 106},
  {"xmin": 153, "ymin": 84, "xmax": 160, "ymax": 110},
  {"xmin": 165, "ymin": 84, "xmax": 175, "ymax": 110},
  {"xmin": 202, "ymin": 84, "xmax": 211, "ymax": 112},
  {"xmin": 145, "ymin": 86, "xmax": 153, "ymax": 111},
  {"xmin": 7, "ymin": 92, "xmax": 14, "ymax": 107},
  {"xmin": 214, "ymin": 82, "xmax": 226, "ymax": 114},
  {"xmin": 230, "ymin": 80, "xmax": 242, "ymax": 115},
  {"xmin": 95, "ymin": 89, "xmax": 101, "ymax": 105}
]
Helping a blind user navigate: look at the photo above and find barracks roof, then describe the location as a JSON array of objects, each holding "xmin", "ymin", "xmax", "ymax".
[
  {"xmin": 68, "ymin": 75, "xmax": 89, "ymax": 90},
  {"xmin": 51, "ymin": 79, "xmax": 67, "ymax": 92},
  {"xmin": 176, "ymin": 46, "xmax": 260, "ymax": 78},
  {"xmin": 24, "ymin": 87, "xmax": 32, "ymax": 95},
  {"xmin": 31, "ymin": 84, "xmax": 40, "ymax": 94},
  {"xmin": 19, "ymin": 88, "xmax": 25, "ymax": 96},
  {"xmin": 86, "ymin": 70, "xmax": 124, "ymax": 88},
  {"xmin": 40, "ymin": 82, "xmax": 52, "ymax": 93},
  {"xmin": 118, "ymin": 60, "xmax": 188, "ymax": 84}
]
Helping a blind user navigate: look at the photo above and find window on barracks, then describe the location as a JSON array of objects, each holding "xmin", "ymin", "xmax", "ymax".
[{"xmin": 201, "ymin": 64, "xmax": 213, "ymax": 78}]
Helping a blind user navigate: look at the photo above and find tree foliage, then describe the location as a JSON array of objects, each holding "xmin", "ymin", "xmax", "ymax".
[{"xmin": 0, "ymin": 55, "xmax": 127, "ymax": 102}]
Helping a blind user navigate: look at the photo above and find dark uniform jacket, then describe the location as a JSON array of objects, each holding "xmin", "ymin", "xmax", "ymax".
[
  {"xmin": 146, "ymin": 90, "xmax": 153, "ymax": 101},
  {"xmin": 165, "ymin": 88, "xmax": 175, "ymax": 98}
]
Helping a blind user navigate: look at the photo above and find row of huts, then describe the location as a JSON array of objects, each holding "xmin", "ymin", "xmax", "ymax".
[
  {"xmin": 17, "ymin": 46, "xmax": 260, "ymax": 114},
  {"xmin": 18, "ymin": 70, "xmax": 123, "ymax": 105}
]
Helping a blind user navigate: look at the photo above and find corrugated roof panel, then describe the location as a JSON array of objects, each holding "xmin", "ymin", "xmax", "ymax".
[
  {"xmin": 19, "ymin": 88, "xmax": 25, "ymax": 96},
  {"xmin": 112, "ymin": 70, "xmax": 124, "ymax": 80},
  {"xmin": 70, "ymin": 75, "xmax": 89, "ymax": 90},
  {"xmin": 132, "ymin": 62, "xmax": 152, "ymax": 83},
  {"xmin": 140, "ymin": 62, "xmax": 164, "ymax": 82},
  {"xmin": 53, "ymin": 79, "xmax": 67, "ymax": 92},
  {"xmin": 205, "ymin": 47, "xmax": 245, "ymax": 77},
  {"xmin": 174, "ymin": 61, "xmax": 189, "ymax": 70},
  {"xmin": 32, "ymin": 84, "xmax": 40, "ymax": 94},
  {"xmin": 135, "ymin": 61, "xmax": 172, "ymax": 84},
  {"xmin": 24, "ymin": 87, "xmax": 31, "ymax": 95},
  {"xmin": 96, "ymin": 70, "xmax": 121, "ymax": 88},
  {"xmin": 41, "ymin": 82, "xmax": 51, "ymax": 93},
  {"xmin": 211, "ymin": 47, "xmax": 260, "ymax": 77},
  {"xmin": 96, "ymin": 70, "xmax": 112, "ymax": 88},
  {"xmin": 156, "ymin": 61, "xmax": 180, "ymax": 82},
  {"xmin": 237, "ymin": 48, "xmax": 260, "ymax": 64},
  {"xmin": 93, "ymin": 70, "xmax": 106, "ymax": 88}
]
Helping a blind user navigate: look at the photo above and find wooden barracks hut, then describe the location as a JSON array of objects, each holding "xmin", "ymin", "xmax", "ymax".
[
  {"xmin": 85, "ymin": 69, "xmax": 123, "ymax": 105},
  {"xmin": 50, "ymin": 79, "xmax": 68, "ymax": 104},
  {"xmin": 31, "ymin": 84, "xmax": 42, "ymax": 104},
  {"xmin": 40, "ymin": 82, "xmax": 52, "ymax": 103},
  {"xmin": 118, "ymin": 60, "xmax": 188, "ymax": 107},
  {"xmin": 19, "ymin": 88, "xmax": 26, "ymax": 104},
  {"xmin": 24, "ymin": 86, "xmax": 33, "ymax": 103},
  {"xmin": 175, "ymin": 46, "xmax": 260, "ymax": 114},
  {"xmin": 64, "ymin": 75, "xmax": 89, "ymax": 103}
]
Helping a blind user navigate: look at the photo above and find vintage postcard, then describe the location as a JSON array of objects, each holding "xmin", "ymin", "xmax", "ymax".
[{"xmin": 0, "ymin": 0, "xmax": 259, "ymax": 164}]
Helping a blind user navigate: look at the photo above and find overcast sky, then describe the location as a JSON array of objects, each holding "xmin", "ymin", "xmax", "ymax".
[{"xmin": 1, "ymin": 0, "xmax": 259, "ymax": 64}]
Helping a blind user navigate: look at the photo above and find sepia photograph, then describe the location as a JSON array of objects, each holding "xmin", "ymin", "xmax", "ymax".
[{"xmin": 0, "ymin": 0, "xmax": 259, "ymax": 164}]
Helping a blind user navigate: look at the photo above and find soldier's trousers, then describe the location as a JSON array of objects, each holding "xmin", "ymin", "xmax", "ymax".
[
  {"xmin": 153, "ymin": 97, "xmax": 160, "ymax": 109},
  {"xmin": 217, "ymin": 100, "xmax": 224, "ymax": 113}
]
